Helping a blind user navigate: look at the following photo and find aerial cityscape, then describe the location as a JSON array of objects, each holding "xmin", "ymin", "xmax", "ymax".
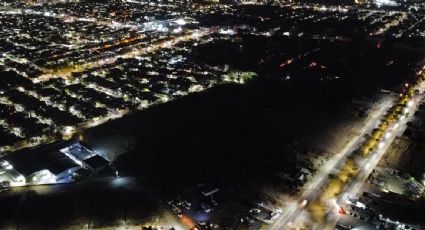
[{"xmin": 0, "ymin": 0, "xmax": 425, "ymax": 229}]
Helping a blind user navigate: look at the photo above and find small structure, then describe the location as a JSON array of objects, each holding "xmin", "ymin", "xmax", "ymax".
[
  {"xmin": 60, "ymin": 142, "xmax": 97, "ymax": 166},
  {"xmin": 60, "ymin": 142, "xmax": 110, "ymax": 173}
]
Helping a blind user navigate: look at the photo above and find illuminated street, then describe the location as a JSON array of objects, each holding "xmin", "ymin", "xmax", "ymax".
[
  {"xmin": 269, "ymin": 95, "xmax": 394, "ymax": 230},
  {"xmin": 269, "ymin": 73, "xmax": 425, "ymax": 230}
]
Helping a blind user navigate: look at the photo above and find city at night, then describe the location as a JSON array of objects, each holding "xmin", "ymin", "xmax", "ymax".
[{"xmin": 0, "ymin": 0, "xmax": 425, "ymax": 229}]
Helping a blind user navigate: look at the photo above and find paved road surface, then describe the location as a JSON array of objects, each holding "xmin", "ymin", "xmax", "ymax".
[
  {"xmin": 269, "ymin": 96, "xmax": 394, "ymax": 230},
  {"xmin": 270, "ymin": 81, "xmax": 425, "ymax": 230}
]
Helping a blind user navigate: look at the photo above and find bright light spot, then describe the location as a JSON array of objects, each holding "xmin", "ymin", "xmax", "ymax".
[
  {"xmin": 393, "ymin": 123, "xmax": 400, "ymax": 129},
  {"xmin": 375, "ymin": 0, "xmax": 397, "ymax": 7},
  {"xmin": 32, "ymin": 169, "xmax": 56, "ymax": 184},
  {"xmin": 365, "ymin": 162, "xmax": 371, "ymax": 169},
  {"xmin": 219, "ymin": 28, "xmax": 235, "ymax": 35},
  {"xmin": 378, "ymin": 142, "xmax": 385, "ymax": 149},
  {"xmin": 63, "ymin": 126, "xmax": 74, "ymax": 135},
  {"xmin": 172, "ymin": 27, "xmax": 183, "ymax": 34},
  {"xmin": 111, "ymin": 177, "xmax": 131, "ymax": 187},
  {"xmin": 17, "ymin": 175, "xmax": 25, "ymax": 183},
  {"xmin": 355, "ymin": 201, "xmax": 366, "ymax": 209},
  {"xmin": 407, "ymin": 100, "xmax": 414, "ymax": 107},
  {"xmin": 175, "ymin": 18, "xmax": 186, "ymax": 26}
]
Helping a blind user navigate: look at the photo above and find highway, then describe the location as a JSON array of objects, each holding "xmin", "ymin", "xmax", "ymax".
[
  {"xmin": 270, "ymin": 79, "xmax": 425, "ymax": 230},
  {"xmin": 326, "ymin": 82, "xmax": 425, "ymax": 229},
  {"xmin": 269, "ymin": 95, "xmax": 394, "ymax": 230}
]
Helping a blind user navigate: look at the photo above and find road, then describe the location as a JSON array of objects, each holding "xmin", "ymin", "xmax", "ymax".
[
  {"xmin": 269, "ymin": 96, "xmax": 394, "ymax": 230},
  {"xmin": 325, "ymin": 82, "xmax": 425, "ymax": 229},
  {"xmin": 270, "ymin": 80, "xmax": 425, "ymax": 230},
  {"xmin": 35, "ymin": 29, "xmax": 210, "ymax": 82}
]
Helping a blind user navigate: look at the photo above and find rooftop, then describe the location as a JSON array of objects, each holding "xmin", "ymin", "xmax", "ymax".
[
  {"xmin": 3, "ymin": 141, "xmax": 79, "ymax": 177},
  {"xmin": 82, "ymin": 155, "xmax": 109, "ymax": 169}
]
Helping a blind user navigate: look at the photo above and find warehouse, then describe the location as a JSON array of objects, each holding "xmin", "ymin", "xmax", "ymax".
[{"xmin": 3, "ymin": 141, "xmax": 80, "ymax": 184}]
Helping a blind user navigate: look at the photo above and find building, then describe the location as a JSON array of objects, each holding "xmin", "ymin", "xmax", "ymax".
[
  {"xmin": 3, "ymin": 141, "xmax": 80, "ymax": 184},
  {"xmin": 82, "ymin": 155, "xmax": 109, "ymax": 174},
  {"xmin": 60, "ymin": 142, "xmax": 110, "ymax": 173},
  {"xmin": 1, "ymin": 140, "xmax": 110, "ymax": 185}
]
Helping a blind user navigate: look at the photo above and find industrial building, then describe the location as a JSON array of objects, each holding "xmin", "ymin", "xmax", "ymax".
[{"xmin": 0, "ymin": 140, "xmax": 110, "ymax": 186}]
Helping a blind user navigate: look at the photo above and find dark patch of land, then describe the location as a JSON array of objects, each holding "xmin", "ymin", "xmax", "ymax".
[{"xmin": 109, "ymin": 78, "xmax": 356, "ymax": 193}]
